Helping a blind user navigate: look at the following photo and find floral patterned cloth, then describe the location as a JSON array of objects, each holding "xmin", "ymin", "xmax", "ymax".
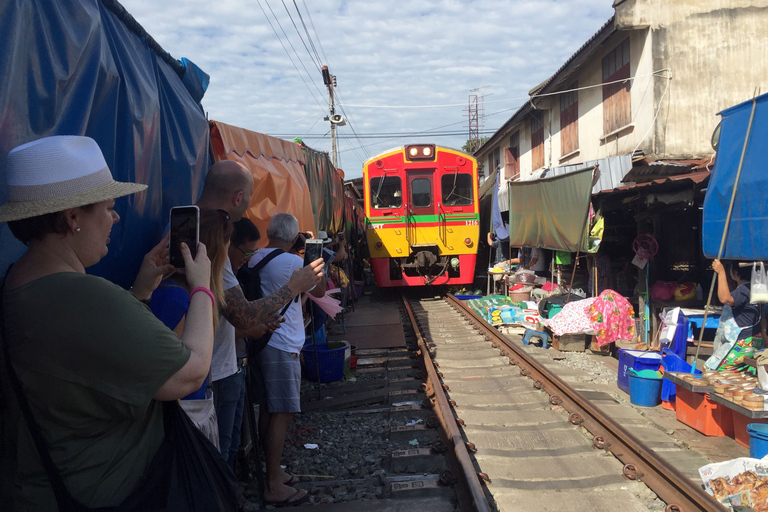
[
  {"xmin": 586, "ymin": 290, "xmax": 635, "ymax": 347},
  {"xmin": 545, "ymin": 297, "xmax": 597, "ymax": 336}
]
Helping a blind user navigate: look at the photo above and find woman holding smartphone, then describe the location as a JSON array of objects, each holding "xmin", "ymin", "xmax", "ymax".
[{"xmin": 0, "ymin": 136, "xmax": 217, "ymax": 509}]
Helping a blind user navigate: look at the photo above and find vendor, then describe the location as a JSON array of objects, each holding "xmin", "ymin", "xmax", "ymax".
[
  {"xmin": 507, "ymin": 247, "xmax": 547, "ymax": 277},
  {"xmin": 710, "ymin": 259, "xmax": 763, "ymax": 372}
]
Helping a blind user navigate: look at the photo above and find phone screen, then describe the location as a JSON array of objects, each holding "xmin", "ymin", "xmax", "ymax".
[
  {"xmin": 170, "ymin": 206, "xmax": 199, "ymax": 268},
  {"xmin": 303, "ymin": 239, "xmax": 324, "ymax": 267}
]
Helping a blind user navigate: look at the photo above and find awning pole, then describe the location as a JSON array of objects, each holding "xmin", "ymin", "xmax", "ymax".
[
  {"xmin": 693, "ymin": 92, "xmax": 759, "ymax": 368},
  {"xmin": 567, "ymin": 167, "xmax": 597, "ymax": 303}
]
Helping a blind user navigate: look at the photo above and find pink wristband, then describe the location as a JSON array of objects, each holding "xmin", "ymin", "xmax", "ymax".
[{"xmin": 190, "ymin": 286, "xmax": 215, "ymax": 308}]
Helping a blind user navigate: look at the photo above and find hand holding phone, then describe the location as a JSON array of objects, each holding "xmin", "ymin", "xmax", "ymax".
[
  {"xmin": 170, "ymin": 205, "xmax": 200, "ymax": 269},
  {"xmin": 303, "ymin": 238, "xmax": 324, "ymax": 267}
]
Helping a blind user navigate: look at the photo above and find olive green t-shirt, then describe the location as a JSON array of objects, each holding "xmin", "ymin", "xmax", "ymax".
[{"xmin": 0, "ymin": 273, "xmax": 191, "ymax": 510}]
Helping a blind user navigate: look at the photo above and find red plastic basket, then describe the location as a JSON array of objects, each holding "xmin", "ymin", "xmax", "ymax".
[
  {"xmin": 675, "ymin": 386, "xmax": 733, "ymax": 437},
  {"xmin": 732, "ymin": 411, "xmax": 768, "ymax": 448}
]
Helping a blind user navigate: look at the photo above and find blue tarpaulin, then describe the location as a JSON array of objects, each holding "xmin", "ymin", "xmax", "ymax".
[
  {"xmin": 0, "ymin": 0, "xmax": 210, "ymax": 286},
  {"xmin": 702, "ymin": 92, "xmax": 768, "ymax": 260}
]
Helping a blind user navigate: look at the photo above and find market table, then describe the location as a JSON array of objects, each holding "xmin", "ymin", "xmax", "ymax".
[{"xmin": 486, "ymin": 270, "xmax": 514, "ymax": 295}]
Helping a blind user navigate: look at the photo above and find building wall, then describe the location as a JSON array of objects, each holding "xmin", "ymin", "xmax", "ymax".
[{"xmin": 616, "ymin": 0, "xmax": 768, "ymax": 158}]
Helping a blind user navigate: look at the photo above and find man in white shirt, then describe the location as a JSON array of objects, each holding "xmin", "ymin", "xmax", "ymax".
[{"xmin": 249, "ymin": 213, "xmax": 325, "ymax": 506}]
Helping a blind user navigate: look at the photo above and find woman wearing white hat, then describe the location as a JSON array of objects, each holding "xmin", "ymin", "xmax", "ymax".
[{"xmin": 0, "ymin": 136, "xmax": 220, "ymax": 509}]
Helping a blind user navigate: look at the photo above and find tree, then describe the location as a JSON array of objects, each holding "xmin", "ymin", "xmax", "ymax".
[{"xmin": 462, "ymin": 136, "xmax": 489, "ymax": 154}]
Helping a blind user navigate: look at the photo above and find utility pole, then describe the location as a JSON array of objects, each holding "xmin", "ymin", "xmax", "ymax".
[{"xmin": 322, "ymin": 65, "xmax": 341, "ymax": 168}]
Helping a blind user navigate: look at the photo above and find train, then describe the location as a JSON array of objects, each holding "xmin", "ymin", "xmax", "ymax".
[{"xmin": 363, "ymin": 144, "xmax": 480, "ymax": 287}]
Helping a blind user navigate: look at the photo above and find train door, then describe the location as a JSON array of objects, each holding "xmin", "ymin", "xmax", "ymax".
[{"xmin": 406, "ymin": 171, "xmax": 434, "ymax": 246}]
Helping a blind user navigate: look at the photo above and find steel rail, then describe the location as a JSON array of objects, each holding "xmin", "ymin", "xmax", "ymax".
[
  {"xmin": 401, "ymin": 294, "xmax": 492, "ymax": 512},
  {"xmin": 445, "ymin": 294, "xmax": 726, "ymax": 512}
]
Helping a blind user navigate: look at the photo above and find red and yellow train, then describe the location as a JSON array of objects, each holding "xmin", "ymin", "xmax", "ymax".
[{"xmin": 363, "ymin": 144, "xmax": 479, "ymax": 287}]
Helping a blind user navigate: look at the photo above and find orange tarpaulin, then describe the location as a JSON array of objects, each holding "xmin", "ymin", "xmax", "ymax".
[{"xmin": 210, "ymin": 121, "xmax": 316, "ymax": 247}]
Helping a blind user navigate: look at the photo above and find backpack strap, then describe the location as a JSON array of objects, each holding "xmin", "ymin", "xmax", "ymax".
[{"xmin": 251, "ymin": 249, "xmax": 284, "ymax": 273}]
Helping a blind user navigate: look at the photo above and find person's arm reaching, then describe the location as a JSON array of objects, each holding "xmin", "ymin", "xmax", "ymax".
[
  {"xmin": 155, "ymin": 242, "xmax": 214, "ymax": 400},
  {"xmin": 712, "ymin": 259, "xmax": 735, "ymax": 306},
  {"xmin": 222, "ymin": 258, "xmax": 324, "ymax": 336}
]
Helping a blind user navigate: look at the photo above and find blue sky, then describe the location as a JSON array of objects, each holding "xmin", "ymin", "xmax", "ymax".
[{"xmin": 121, "ymin": 0, "xmax": 615, "ymax": 179}]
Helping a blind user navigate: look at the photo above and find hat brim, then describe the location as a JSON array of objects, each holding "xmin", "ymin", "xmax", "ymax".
[
  {"xmin": 320, "ymin": 238, "xmax": 333, "ymax": 244},
  {"xmin": 0, "ymin": 180, "xmax": 147, "ymax": 223}
]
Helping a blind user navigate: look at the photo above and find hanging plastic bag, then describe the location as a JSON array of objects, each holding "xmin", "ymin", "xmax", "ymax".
[
  {"xmin": 704, "ymin": 306, "xmax": 743, "ymax": 370},
  {"xmin": 751, "ymin": 262, "xmax": 768, "ymax": 303}
]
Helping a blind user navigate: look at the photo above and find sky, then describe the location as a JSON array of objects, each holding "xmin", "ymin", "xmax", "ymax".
[{"xmin": 120, "ymin": 0, "xmax": 615, "ymax": 180}]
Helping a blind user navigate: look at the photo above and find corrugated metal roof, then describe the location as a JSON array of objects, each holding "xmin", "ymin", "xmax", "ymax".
[
  {"xmin": 596, "ymin": 169, "xmax": 711, "ymax": 195},
  {"xmin": 534, "ymin": 154, "xmax": 634, "ymax": 194}
]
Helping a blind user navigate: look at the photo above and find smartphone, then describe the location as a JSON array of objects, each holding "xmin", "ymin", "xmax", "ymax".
[
  {"xmin": 170, "ymin": 205, "xmax": 200, "ymax": 269},
  {"xmin": 303, "ymin": 238, "xmax": 324, "ymax": 267}
]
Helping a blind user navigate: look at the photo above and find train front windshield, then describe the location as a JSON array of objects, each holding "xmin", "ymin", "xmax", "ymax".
[
  {"xmin": 441, "ymin": 173, "xmax": 473, "ymax": 206},
  {"xmin": 370, "ymin": 176, "xmax": 402, "ymax": 209}
]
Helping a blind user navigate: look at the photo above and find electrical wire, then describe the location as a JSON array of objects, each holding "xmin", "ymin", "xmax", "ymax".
[
  {"xmin": 293, "ymin": 0, "xmax": 324, "ymax": 70},
  {"xmin": 301, "ymin": 0, "xmax": 329, "ymax": 65},
  {"xmin": 280, "ymin": 0, "xmax": 321, "ymax": 71},
  {"xmin": 261, "ymin": 0, "xmax": 327, "ymax": 106},
  {"xmin": 631, "ymin": 69, "xmax": 673, "ymax": 155},
  {"xmin": 256, "ymin": 0, "xmax": 327, "ymax": 112}
]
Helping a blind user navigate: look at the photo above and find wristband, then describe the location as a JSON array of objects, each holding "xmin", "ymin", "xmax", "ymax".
[{"xmin": 190, "ymin": 286, "xmax": 215, "ymax": 308}]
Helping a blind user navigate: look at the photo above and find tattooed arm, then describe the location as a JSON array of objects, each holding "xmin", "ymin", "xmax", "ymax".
[{"xmin": 221, "ymin": 258, "xmax": 324, "ymax": 337}]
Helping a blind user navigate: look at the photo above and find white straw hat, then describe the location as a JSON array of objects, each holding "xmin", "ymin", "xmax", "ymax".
[{"xmin": 0, "ymin": 135, "xmax": 147, "ymax": 223}]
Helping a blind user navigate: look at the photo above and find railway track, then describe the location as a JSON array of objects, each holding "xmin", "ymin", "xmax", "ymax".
[{"xmin": 403, "ymin": 292, "xmax": 726, "ymax": 512}]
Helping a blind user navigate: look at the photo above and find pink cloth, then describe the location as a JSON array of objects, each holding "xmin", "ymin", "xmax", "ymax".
[
  {"xmin": 586, "ymin": 289, "xmax": 635, "ymax": 346},
  {"xmin": 306, "ymin": 293, "xmax": 342, "ymax": 319},
  {"xmin": 545, "ymin": 297, "xmax": 597, "ymax": 336}
]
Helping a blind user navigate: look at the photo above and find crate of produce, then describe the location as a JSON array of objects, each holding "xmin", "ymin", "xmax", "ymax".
[
  {"xmin": 617, "ymin": 349, "xmax": 662, "ymax": 394},
  {"xmin": 675, "ymin": 386, "xmax": 734, "ymax": 437}
]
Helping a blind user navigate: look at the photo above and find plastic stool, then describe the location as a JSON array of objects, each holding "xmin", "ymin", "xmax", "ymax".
[{"xmin": 522, "ymin": 328, "xmax": 550, "ymax": 349}]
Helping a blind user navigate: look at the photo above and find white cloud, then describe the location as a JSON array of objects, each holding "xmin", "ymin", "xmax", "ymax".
[{"xmin": 121, "ymin": 0, "xmax": 614, "ymax": 178}]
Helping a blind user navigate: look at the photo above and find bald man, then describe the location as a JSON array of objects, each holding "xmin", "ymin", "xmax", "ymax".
[{"xmin": 196, "ymin": 160, "xmax": 324, "ymax": 468}]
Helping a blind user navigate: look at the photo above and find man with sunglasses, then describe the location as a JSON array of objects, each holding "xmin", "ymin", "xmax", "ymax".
[{"xmin": 195, "ymin": 161, "xmax": 324, "ymax": 475}]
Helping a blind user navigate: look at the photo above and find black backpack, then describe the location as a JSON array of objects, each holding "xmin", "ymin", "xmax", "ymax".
[{"xmin": 236, "ymin": 249, "xmax": 294, "ymax": 355}]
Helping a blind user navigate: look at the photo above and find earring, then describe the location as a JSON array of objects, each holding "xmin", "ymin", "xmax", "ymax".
[{"xmin": 75, "ymin": 227, "xmax": 81, "ymax": 232}]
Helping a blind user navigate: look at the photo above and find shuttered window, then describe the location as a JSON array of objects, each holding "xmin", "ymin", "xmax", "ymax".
[
  {"xmin": 560, "ymin": 83, "xmax": 578, "ymax": 156},
  {"xmin": 531, "ymin": 111, "xmax": 544, "ymax": 171},
  {"xmin": 602, "ymin": 38, "xmax": 631, "ymax": 134},
  {"xmin": 504, "ymin": 131, "xmax": 520, "ymax": 180}
]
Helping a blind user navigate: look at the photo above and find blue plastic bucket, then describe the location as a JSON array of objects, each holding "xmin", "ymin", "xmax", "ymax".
[
  {"xmin": 302, "ymin": 342, "xmax": 346, "ymax": 382},
  {"xmin": 747, "ymin": 423, "xmax": 768, "ymax": 459},
  {"xmin": 628, "ymin": 370, "xmax": 663, "ymax": 407}
]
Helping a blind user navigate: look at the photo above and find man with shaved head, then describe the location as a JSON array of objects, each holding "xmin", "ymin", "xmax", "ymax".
[{"xmin": 196, "ymin": 159, "xmax": 324, "ymax": 468}]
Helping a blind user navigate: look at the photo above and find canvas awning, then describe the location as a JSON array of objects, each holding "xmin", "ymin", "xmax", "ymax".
[
  {"xmin": 210, "ymin": 121, "xmax": 316, "ymax": 246},
  {"xmin": 702, "ymin": 92, "xmax": 768, "ymax": 260},
  {"xmin": 507, "ymin": 167, "xmax": 594, "ymax": 252}
]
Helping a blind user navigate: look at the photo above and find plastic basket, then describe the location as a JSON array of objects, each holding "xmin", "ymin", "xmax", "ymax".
[
  {"xmin": 660, "ymin": 347, "xmax": 700, "ymax": 402},
  {"xmin": 302, "ymin": 342, "xmax": 345, "ymax": 382},
  {"xmin": 675, "ymin": 386, "xmax": 733, "ymax": 437},
  {"xmin": 732, "ymin": 411, "xmax": 768, "ymax": 448}
]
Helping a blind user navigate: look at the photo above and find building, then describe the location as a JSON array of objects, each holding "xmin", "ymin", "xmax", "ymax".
[{"xmin": 476, "ymin": 0, "xmax": 768, "ymax": 184}]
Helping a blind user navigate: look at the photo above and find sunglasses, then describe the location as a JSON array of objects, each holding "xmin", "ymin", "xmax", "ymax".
[{"xmin": 235, "ymin": 245, "xmax": 258, "ymax": 258}]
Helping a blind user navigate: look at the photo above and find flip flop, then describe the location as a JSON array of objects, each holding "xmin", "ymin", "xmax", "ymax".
[
  {"xmin": 265, "ymin": 488, "xmax": 309, "ymax": 507},
  {"xmin": 283, "ymin": 473, "xmax": 300, "ymax": 485}
]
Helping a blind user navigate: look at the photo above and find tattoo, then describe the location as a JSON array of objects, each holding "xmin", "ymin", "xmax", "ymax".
[{"xmin": 222, "ymin": 284, "xmax": 294, "ymax": 331}]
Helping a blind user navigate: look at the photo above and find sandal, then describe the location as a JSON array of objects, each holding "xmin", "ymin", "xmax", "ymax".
[{"xmin": 265, "ymin": 488, "xmax": 309, "ymax": 507}]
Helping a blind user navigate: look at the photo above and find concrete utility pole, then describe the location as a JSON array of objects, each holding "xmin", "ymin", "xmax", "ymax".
[{"xmin": 321, "ymin": 65, "xmax": 342, "ymax": 168}]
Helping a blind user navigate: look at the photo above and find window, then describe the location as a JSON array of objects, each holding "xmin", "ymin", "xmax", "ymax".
[
  {"xmin": 369, "ymin": 176, "xmax": 402, "ymax": 209},
  {"xmin": 505, "ymin": 131, "xmax": 520, "ymax": 180},
  {"xmin": 602, "ymin": 38, "xmax": 631, "ymax": 134},
  {"xmin": 411, "ymin": 178, "xmax": 432, "ymax": 207},
  {"xmin": 531, "ymin": 110, "xmax": 545, "ymax": 170},
  {"xmin": 441, "ymin": 173, "xmax": 473, "ymax": 206},
  {"xmin": 560, "ymin": 83, "xmax": 579, "ymax": 156}
]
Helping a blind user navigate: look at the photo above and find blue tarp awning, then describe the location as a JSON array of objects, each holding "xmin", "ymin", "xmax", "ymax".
[{"xmin": 702, "ymin": 92, "xmax": 768, "ymax": 260}]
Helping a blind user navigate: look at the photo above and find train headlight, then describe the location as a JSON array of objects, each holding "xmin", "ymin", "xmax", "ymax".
[
  {"xmin": 450, "ymin": 257, "xmax": 460, "ymax": 269},
  {"xmin": 422, "ymin": 146, "xmax": 432, "ymax": 157},
  {"xmin": 375, "ymin": 241, "xmax": 383, "ymax": 249},
  {"xmin": 404, "ymin": 144, "xmax": 436, "ymax": 161},
  {"xmin": 464, "ymin": 237, "xmax": 472, "ymax": 246}
]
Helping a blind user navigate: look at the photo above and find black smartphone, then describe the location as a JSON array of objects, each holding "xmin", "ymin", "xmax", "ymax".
[
  {"xmin": 170, "ymin": 205, "xmax": 200, "ymax": 268},
  {"xmin": 303, "ymin": 238, "xmax": 324, "ymax": 267}
]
